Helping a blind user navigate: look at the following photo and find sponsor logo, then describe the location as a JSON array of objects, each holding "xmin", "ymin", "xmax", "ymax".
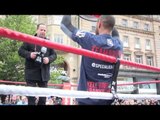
[
  {"xmin": 97, "ymin": 73, "xmax": 113, "ymax": 78},
  {"xmin": 87, "ymin": 81, "xmax": 110, "ymax": 92},
  {"xmin": 107, "ymin": 39, "xmax": 113, "ymax": 47},
  {"xmin": 76, "ymin": 30, "xmax": 86, "ymax": 38},
  {"xmin": 91, "ymin": 63, "xmax": 113, "ymax": 69}
]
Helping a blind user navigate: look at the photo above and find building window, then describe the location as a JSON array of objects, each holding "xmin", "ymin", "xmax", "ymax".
[
  {"xmin": 123, "ymin": 54, "xmax": 131, "ymax": 69},
  {"xmin": 123, "ymin": 54, "xmax": 131, "ymax": 61},
  {"xmin": 135, "ymin": 55, "xmax": 143, "ymax": 64},
  {"xmin": 121, "ymin": 19, "xmax": 128, "ymax": 27},
  {"xmin": 91, "ymin": 22, "xmax": 96, "ymax": 33},
  {"xmin": 123, "ymin": 36, "xmax": 129, "ymax": 47},
  {"xmin": 54, "ymin": 34, "xmax": 63, "ymax": 44},
  {"xmin": 139, "ymin": 84, "xmax": 150, "ymax": 89},
  {"xmin": 145, "ymin": 39, "xmax": 151, "ymax": 50},
  {"xmin": 144, "ymin": 23, "xmax": 149, "ymax": 31},
  {"xmin": 91, "ymin": 26, "xmax": 96, "ymax": 32},
  {"xmin": 133, "ymin": 21, "xmax": 139, "ymax": 29},
  {"xmin": 53, "ymin": 16, "xmax": 63, "ymax": 25},
  {"xmin": 146, "ymin": 56, "xmax": 153, "ymax": 66},
  {"xmin": 135, "ymin": 37, "xmax": 140, "ymax": 49}
]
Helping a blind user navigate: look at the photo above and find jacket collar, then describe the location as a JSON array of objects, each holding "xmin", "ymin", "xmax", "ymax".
[{"xmin": 34, "ymin": 33, "xmax": 48, "ymax": 39}]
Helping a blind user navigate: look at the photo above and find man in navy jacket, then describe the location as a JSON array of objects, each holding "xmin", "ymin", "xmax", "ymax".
[{"xmin": 61, "ymin": 15, "xmax": 123, "ymax": 105}]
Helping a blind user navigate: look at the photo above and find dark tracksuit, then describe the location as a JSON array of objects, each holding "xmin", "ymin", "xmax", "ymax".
[{"xmin": 61, "ymin": 15, "xmax": 123, "ymax": 105}]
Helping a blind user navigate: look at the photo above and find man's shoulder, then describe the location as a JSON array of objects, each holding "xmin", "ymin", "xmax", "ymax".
[
  {"xmin": 23, "ymin": 42, "xmax": 34, "ymax": 46},
  {"xmin": 45, "ymin": 37, "xmax": 50, "ymax": 40},
  {"xmin": 112, "ymin": 37, "xmax": 122, "ymax": 44}
]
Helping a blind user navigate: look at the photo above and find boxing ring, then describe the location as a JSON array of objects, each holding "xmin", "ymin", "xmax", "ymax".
[{"xmin": 0, "ymin": 27, "xmax": 160, "ymax": 105}]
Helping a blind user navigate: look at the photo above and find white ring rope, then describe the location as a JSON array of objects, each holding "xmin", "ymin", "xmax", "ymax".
[{"xmin": 0, "ymin": 84, "xmax": 160, "ymax": 100}]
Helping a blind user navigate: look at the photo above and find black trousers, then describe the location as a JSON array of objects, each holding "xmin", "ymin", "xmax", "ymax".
[
  {"xmin": 26, "ymin": 80, "xmax": 48, "ymax": 105},
  {"xmin": 0, "ymin": 94, "xmax": 7, "ymax": 104}
]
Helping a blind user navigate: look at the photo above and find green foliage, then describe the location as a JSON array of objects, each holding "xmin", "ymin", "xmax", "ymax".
[
  {"xmin": 0, "ymin": 15, "xmax": 36, "ymax": 81},
  {"xmin": 53, "ymin": 55, "xmax": 65, "ymax": 65},
  {"xmin": 49, "ymin": 55, "xmax": 65, "ymax": 84},
  {"xmin": 0, "ymin": 61, "xmax": 3, "ymax": 72},
  {"xmin": 49, "ymin": 71, "xmax": 62, "ymax": 84},
  {"xmin": 0, "ymin": 16, "xmax": 66, "ymax": 84}
]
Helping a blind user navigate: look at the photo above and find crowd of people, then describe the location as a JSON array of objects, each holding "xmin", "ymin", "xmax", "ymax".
[
  {"xmin": 1, "ymin": 94, "xmax": 159, "ymax": 105},
  {"xmin": 0, "ymin": 95, "xmax": 28, "ymax": 105},
  {"xmin": 111, "ymin": 98, "xmax": 160, "ymax": 105},
  {"xmin": 0, "ymin": 95, "xmax": 64, "ymax": 105}
]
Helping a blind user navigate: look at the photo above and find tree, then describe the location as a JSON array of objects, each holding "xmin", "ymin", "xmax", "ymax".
[
  {"xmin": 49, "ymin": 55, "xmax": 66, "ymax": 85},
  {"xmin": 0, "ymin": 15, "xmax": 36, "ymax": 82}
]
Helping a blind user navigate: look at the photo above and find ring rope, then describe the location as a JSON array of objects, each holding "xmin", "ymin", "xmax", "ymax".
[
  {"xmin": 0, "ymin": 84, "xmax": 160, "ymax": 100},
  {"xmin": 1, "ymin": 79, "xmax": 160, "ymax": 87},
  {"xmin": 0, "ymin": 27, "xmax": 160, "ymax": 72}
]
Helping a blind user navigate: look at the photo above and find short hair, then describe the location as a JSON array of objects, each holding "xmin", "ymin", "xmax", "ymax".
[
  {"xmin": 37, "ymin": 23, "xmax": 46, "ymax": 30},
  {"xmin": 99, "ymin": 15, "xmax": 115, "ymax": 31}
]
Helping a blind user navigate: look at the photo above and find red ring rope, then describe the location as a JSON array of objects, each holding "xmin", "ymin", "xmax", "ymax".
[
  {"xmin": 0, "ymin": 27, "xmax": 160, "ymax": 72},
  {"xmin": 1, "ymin": 79, "xmax": 160, "ymax": 87}
]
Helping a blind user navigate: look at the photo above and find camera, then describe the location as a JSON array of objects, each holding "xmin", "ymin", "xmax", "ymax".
[{"xmin": 35, "ymin": 47, "xmax": 47, "ymax": 64}]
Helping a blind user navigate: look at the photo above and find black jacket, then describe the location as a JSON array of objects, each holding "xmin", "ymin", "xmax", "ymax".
[{"xmin": 18, "ymin": 36, "xmax": 57, "ymax": 82}]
